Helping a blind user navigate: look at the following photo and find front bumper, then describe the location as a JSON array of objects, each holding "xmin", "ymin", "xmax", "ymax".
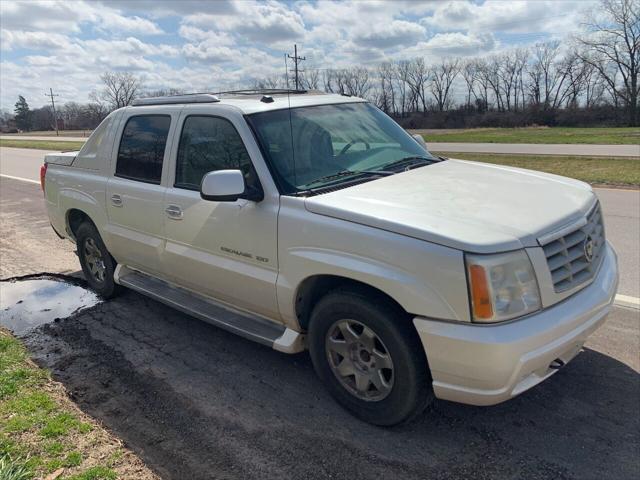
[{"xmin": 413, "ymin": 243, "xmax": 619, "ymax": 406}]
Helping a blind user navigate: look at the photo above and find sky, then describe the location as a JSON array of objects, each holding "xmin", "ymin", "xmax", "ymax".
[{"xmin": 0, "ymin": 0, "xmax": 599, "ymax": 111}]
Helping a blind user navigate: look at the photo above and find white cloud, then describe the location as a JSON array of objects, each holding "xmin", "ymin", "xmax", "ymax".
[
  {"xmin": 422, "ymin": 0, "xmax": 595, "ymax": 34},
  {"xmin": 352, "ymin": 20, "xmax": 426, "ymax": 49},
  {"xmin": 402, "ymin": 32, "xmax": 497, "ymax": 59},
  {"xmin": 0, "ymin": 30, "xmax": 71, "ymax": 51},
  {"xmin": 0, "ymin": 0, "xmax": 596, "ymax": 110},
  {"xmin": 184, "ymin": 1, "xmax": 306, "ymax": 44},
  {"xmin": 0, "ymin": 0, "xmax": 163, "ymax": 35}
]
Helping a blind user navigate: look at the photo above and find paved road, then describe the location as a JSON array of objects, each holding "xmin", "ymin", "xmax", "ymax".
[
  {"xmin": 2, "ymin": 147, "xmax": 638, "ymax": 297},
  {"xmin": 1, "ymin": 177, "xmax": 638, "ymax": 480},
  {"xmin": 0, "ymin": 147, "xmax": 55, "ymax": 182},
  {"xmin": 2, "ymin": 136, "xmax": 639, "ymax": 157},
  {"xmin": 429, "ymin": 142, "xmax": 640, "ymax": 157}
]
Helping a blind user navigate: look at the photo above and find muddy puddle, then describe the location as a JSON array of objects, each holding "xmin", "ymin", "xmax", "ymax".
[{"xmin": 0, "ymin": 277, "xmax": 100, "ymax": 334}]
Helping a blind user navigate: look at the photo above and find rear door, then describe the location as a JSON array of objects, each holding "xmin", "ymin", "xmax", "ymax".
[
  {"xmin": 105, "ymin": 108, "xmax": 179, "ymax": 276},
  {"xmin": 161, "ymin": 108, "xmax": 280, "ymax": 319}
]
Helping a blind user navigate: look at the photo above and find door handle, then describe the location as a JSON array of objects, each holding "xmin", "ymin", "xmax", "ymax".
[
  {"xmin": 165, "ymin": 205, "xmax": 183, "ymax": 220},
  {"xmin": 111, "ymin": 194, "xmax": 123, "ymax": 207}
]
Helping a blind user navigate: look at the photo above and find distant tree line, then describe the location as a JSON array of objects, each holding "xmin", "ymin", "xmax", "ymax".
[
  {"xmin": 2, "ymin": 0, "xmax": 636, "ymax": 132},
  {"xmin": 256, "ymin": 0, "xmax": 639, "ymax": 127}
]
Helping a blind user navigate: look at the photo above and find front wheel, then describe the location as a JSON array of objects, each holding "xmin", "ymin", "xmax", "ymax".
[
  {"xmin": 76, "ymin": 222, "xmax": 120, "ymax": 298},
  {"xmin": 308, "ymin": 288, "xmax": 434, "ymax": 426}
]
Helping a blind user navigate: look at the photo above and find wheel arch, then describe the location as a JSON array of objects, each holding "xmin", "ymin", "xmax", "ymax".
[
  {"xmin": 294, "ymin": 274, "xmax": 409, "ymax": 332},
  {"xmin": 66, "ymin": 208, "xmax": 96, "ymax": 240}
]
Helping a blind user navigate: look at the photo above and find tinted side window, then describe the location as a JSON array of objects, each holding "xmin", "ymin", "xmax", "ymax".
[
  {"xmin": 116, "ymin": 115, "xmax": 171, "ymax": 184},
  {"xmin": 176, "ymin": 116, "xmax": 253, "ymax": 190}
]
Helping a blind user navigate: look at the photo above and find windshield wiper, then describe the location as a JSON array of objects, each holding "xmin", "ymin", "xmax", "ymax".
[
  {"xmin": 379, "ymin": 156, "xmax": 440, "ymax": 171},
  {"xmin": 300, "ymin": 169, "xmax": 393, "ymax": 189}
]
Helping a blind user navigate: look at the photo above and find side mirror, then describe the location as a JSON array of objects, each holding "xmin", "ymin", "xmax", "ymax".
[
  {"xmin": 200, "ymin": 170, "xmax": 247, "ymax": 202},
  {"xmin": 412, "ymin": 133, "xmax": 428, "ymax": 150}
]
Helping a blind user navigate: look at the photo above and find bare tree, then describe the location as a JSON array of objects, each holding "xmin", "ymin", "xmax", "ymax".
[
  {"xmin": 576, "ymin": 0, "xmax": 639, "ymax": 125},
  {"xmin": 581, "ymin": 57, "xmax": 608, "ymax": 107},
  {"xmin": 406, "ymin": 58, "xmax": 430, "ymax": 114},
  {"xmin": 300, "ymin": 69, "xmax": 320, "ymax": 90},
  {"xmin": 252, "ymin": 75, "xmax": 285, "ymax": 90},
  {"xmin": 428, "ymin": 59, "xmax": 460, "ymax": 112},
  {"xmin": 473, "ymin": 58, "xmax": 492, "ymax": 111},
  {"xmin": 528, "ymin": 41, "xmax": 565, "ymax": 109},
  {"xmin": 376, "ymin": 62, "xmax": 396, "ymax": 114},
  {"xmin": 91, "ymin": 72, "xmax": 142, "ymax": 110},
  {"xmin": 461, "ymin": 60, "xmax": 479, "ymax": 110}
]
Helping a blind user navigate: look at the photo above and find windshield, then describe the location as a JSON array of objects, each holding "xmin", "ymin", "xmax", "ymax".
[{"xmin": 247, "ymin": 102, "xmax": 437, "ymax": 194}]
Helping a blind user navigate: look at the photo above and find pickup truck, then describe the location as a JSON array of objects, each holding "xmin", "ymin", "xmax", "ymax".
[{"xmin": 42, "ymin": 90, "xmax": 619, "ymax": 426}]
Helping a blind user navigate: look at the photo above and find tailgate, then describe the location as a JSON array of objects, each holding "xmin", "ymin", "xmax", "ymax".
[{"xmin": 44, "ymin": 151, "xmax": 79, "ymax": 166}]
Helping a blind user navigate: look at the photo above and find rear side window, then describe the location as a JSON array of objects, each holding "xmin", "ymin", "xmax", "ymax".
[
  {"xmin": 116, "ymin": 115, "xmax": 171, "ymax": 184},
  {"xmin": 175, "ymin": 116, "xmax": 253, "ymax": 190}
]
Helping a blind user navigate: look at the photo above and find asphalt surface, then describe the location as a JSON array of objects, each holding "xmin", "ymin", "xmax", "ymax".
[
  {"xmin": 1, "ymin": 177, "xmax": 639, "ymax": 480},
  {"xmin": 2, "ymin": 147, "xmax": 638, "ymax": 297},
  {"xmin": 2, "ymin": 136, "xmax": 639, "ymax": 157},
  {"xmin": 0, "ymin": 147, "xmax": 55, "ymax": 182}
]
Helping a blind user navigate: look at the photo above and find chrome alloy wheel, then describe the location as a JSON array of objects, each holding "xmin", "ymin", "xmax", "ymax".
[
  {"xmin": 83, "ymin": 237, "xmax": 106, "ymax": 283},
  {"xmin": 325, "ymin": 319, "xmax": 394, "ymax": 401}
]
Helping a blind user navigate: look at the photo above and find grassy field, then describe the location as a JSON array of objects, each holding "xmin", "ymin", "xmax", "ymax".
[
  {"xmin": 413, "ymin": 127, "xmax": 640, "ymax": 144},
  {"xmin": 2, "ymin": 131, "xmax": 91, "ymax": 138},
  {"xmin": 0, "ymin": 330, "xmax": 155, "ymax": 480},
  {"xmin": 435, "ymin": 152, "xmax": 640, "ymax": 187},
  {"xmin": 0, "ymin": 139, "xmax": 84, "ymax": 151}
]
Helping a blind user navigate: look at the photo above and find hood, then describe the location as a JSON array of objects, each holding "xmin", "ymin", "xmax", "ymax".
[{"xmin": 304, "ymin": 159, "xmax": 596, "ymax": 253}]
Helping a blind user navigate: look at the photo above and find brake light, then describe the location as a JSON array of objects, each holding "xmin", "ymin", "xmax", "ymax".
[{"xmin": 40, "ymin": 163, "xmax": 47, "ymax": 193}]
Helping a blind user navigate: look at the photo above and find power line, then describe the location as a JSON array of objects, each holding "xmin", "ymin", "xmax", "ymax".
[
  {"xmin": 44, "ymin": 88, "xmax": 59, "ymax": 136},
  {"xmin": 287, "ymin": 44, "xmax": 305, "ymax": 90}
]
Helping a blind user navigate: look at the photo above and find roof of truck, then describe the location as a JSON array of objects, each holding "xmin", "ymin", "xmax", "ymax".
[{"xmin": 130, "ymin": 90, "xmax": 367, "ymax": 115}]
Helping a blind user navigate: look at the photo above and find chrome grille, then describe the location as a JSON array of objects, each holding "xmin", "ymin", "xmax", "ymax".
[{"xmin": 541, "ymin": 202, "xmax": 605, "ymax": 293}]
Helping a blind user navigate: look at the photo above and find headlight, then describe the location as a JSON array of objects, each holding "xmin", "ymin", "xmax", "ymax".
[{"xmin": 466, "ymin": 250, "xmax": 541, "ymax": 323}]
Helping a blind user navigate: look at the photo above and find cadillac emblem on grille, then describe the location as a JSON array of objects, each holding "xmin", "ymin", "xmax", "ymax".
[{"xmin": 584, "ymin": 234, "xmax": 595, "ymax": 263}]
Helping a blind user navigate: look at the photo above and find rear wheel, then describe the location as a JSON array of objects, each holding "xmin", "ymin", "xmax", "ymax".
[
  {"xmin": 308, "ymin": 288, "xmax": 434, "ymax": 426},
  {"xmin": 76, "ymin": 222, "xmax": 120, "ymax": 298}
]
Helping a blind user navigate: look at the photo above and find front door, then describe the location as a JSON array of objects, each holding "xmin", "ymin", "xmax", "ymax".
[
  {"xmin": 105, "ymin": 112, "xmax": 175, "ymax": 276},
  {"xmin": 161, "ymin": 113, "xmax": 280, "ymax": 319}
]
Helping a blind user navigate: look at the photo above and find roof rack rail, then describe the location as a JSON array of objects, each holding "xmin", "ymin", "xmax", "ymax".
[
  {"xmin": 211, "ymin": 88, "xmax": 308, "ymax": 96},
  {"xmin": 131, "ymin": 94, "xmax": 220, "ymax": 106}
]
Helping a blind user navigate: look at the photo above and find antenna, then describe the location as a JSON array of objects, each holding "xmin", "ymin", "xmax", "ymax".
[
  {"xmin": 44, "ymin": 88, "xmax": 59, "ymax": 136},
  {"xmin": 287, "ymin": 44, "xmax": 305, "ymax": 91}
]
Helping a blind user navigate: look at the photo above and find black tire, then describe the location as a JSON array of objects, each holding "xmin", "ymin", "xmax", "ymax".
[
  {"xmin": 76, "ymin": 222, "xmax": 120, "ymax": 299},
  {"xmin": 308, "ymin": 287, "xmax": 434, "ymax": 426}
]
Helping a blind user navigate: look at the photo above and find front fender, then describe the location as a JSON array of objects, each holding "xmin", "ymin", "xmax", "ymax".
[{"xmin": 277, "ymin": 198, "xmax": 470, "ymax": 329}]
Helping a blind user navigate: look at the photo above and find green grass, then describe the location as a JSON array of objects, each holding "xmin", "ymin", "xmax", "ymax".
[
  {"xmin": 434, "ymin": 152, "xmax": 640, "ymax": 187},
  {"xmin": 0, "ymin": 455, "xmax": 32, "ymax": 480},
  {"xmin": 0, "ymin": 331, "xmax": 130, "ymax": 479},
  {"xmin": 0, "ymin": 139, "xmax": 84, "ymax": 151},
  {"xmin": 66, "ymin": 466, "xmax": 117, "ymax": 480},
  {"xmin": 2, "ymin": 131, "xmax": 91, "ymax": 138},
  {"xmin": 414, "ymin": 127, "xmax": 640, "ymax": 144}
]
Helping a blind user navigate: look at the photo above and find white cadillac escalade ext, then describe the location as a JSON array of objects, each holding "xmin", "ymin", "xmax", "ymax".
[{"xmin": 42, "ymin": 90, "xmax": 618, "ymax": 425}]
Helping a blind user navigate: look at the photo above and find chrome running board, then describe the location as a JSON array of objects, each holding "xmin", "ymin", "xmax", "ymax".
[{"xmin": 114, "ymin": 265, "xmax": 304, "ymax": 353}]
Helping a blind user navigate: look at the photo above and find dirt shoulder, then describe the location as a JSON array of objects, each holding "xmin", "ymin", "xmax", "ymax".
[{"xmin": 0, "ymin": 328, "xmax": 158, "ymax": 480}]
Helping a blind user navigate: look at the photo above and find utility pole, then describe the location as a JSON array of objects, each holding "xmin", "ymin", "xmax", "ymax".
[
  {"xmin": 44, "ymin": 88, "xmax": 59, "ymax": 136},
  {"xmin": 287, "ymin": 44, "xmax": 305, "ymax": 90}
]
